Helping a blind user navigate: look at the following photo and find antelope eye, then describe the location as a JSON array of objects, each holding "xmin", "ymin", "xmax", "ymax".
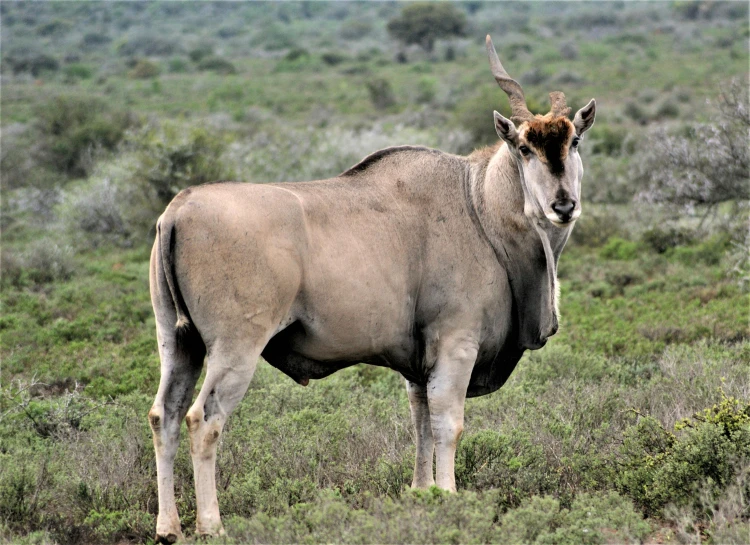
[
  {"xmin": 572, "ymin": 137, "xmax": 581, "ymax": 148},
  {"xmin": 519, "ymin": 145, "xmax": 531, "ymax": 156}
]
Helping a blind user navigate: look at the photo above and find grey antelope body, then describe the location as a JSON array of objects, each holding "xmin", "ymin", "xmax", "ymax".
[{"xmin": 148, "ymin": 35, "xmax": 595, "ymax": 542}]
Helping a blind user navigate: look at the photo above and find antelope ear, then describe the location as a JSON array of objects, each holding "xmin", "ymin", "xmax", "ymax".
[
  {"xmin": 494, "ymin": 110, "xmax": 518, "ymax": 145},
  {"xmin": 573, "ymin": 99, "xmax": 596, "ymax": 135}
]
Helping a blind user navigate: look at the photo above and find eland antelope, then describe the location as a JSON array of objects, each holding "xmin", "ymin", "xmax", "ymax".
[{"xmin": 148, "ymin": 35, "xmax": 595, "ymax": 542}]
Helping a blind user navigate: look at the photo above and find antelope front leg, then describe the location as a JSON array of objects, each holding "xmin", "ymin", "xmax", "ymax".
[
  {"xmin": 426, "ymin": 331, "xmax": 478, "ymax": 492},
  {"xmin": 406, "ymin": 380, "xmax": 434, "ymax": 488}
]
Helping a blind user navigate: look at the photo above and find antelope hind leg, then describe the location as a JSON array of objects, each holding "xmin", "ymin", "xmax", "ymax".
[
  {"xmin": 185, "ymin": 343, "xmax": 259, "ymax": 537},
  {"xmin": 148, "ymin": 334, "xmax": 204, "ymax": 544},
  {"xmin": 406, "ymin": 380, "xmax": 434, "ymax": 488}
]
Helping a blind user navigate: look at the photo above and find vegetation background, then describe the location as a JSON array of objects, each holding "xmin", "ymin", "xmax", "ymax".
[{"xmin": 1, "ymin": 1, "xmax": 748, "ymax": 544}]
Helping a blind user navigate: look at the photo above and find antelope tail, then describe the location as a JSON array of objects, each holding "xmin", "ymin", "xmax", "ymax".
[{"xmin": 157, "ymin": 218, "xmax": 192, "ymax": 334}]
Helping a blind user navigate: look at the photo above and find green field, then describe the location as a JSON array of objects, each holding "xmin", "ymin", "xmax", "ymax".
[{"xmin": 1, "ymin": 2, "xmax": 748, "ymax": 544}]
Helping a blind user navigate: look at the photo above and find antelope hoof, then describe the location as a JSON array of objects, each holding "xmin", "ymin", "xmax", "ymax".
[
  {"xmin": 155, "ymin": 532, "xmax": 181, "ymax": 544},
  {"xmin": 197, "ymin": 527, "xmax": 226, "ymax": 540}
]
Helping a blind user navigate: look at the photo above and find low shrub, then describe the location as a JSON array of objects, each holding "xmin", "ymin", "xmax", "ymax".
[
  {"xmin": 455, "ymin": 430, "xmax": 551, "ymax": 508},
  {"xmin": 569, "ymin": 207, "xmax": 626, "ymax": 247},
  {"xmin": 415, "ymin": 76, "xmax": 437, "ymax": 104},
  {"xmin": 641, "ymin": 225, "xmax": 695, "ymax": 253},
  {"xmin": 196, "ymin": 56, "xmax": 237, "ymax": 75},
  {"xmin": 127, "ymin": 59, "xmax": 159, "ymax": 79},
  {"xmin": 34, "ymin": 95, "xmax": 136, "ymax": 178},
  {"xmin": 60, "ymin": 177, "xmax": 130, "ymax": 247},
  {"xmin": 24, "ymin": 241, "xmax": 75, "ymax": 285},
  {"xmin": 62, "ymin": 63, "xmax": 93, "ymax": 82},
  {"xmin": 616, "ymin": 390, "xmax": 750, "ymax": 517},
  {"xmin": 600, "ymin": 237, "xmax": 640, "ymax": 260},
  {"xmin": 4, "ymin": 53, "xmax": 59, "ymax": 76},
  {"xmin": 656, "ymin": 99, "xmax": 680, "ymax": 119},
  {"xmin": 166, "ymin": 57, "xmax": 189, "ymax": 73},
  {"xmin": 589, "ymin": 125, "xmax": 630, "ymax": 157},
  {"xmin": 188, "ymin": 44, "xmax": 214, "ymax": 63},
  {"xmin": 671, "ymin": 235, "xmax": 730, "ymax": 266},
  {"xmin": 321, "ymin": 52, "xmax": 347, "ymax": 66},
  {"xmin": 366, "ymin": 78, "xmax": 397, "ymax": 111},
  {"xmin": 499, "ymin": 492, "xmax": 650, "ymax": 545},
  {"xmin": 61, "ymin": 121, "xmax": 233, "ymax": 247}
]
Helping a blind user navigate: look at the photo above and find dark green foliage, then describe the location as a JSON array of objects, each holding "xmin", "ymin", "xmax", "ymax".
[
  {"xmin": 641, "ymin": 226, "xmax": 695, "ymax": 253},
  {"xmin": 62, "ymin": 63, "xmax": 93, "ymax": 82},
  {"xmin": 570, "ymin": 209, "xmax": 624, "ymax": 247},
  {"xmin": 624, "ymin": 101, "xmax": 649, "ymax": 124},
  {"xmin": 127, "ymin": 59, "xmax": 159, "ymax": 79},
  {"xmin": 599, "ymin": 237, "xmax": 640, "ymax": 260},
  {"xmin": 275, "ymin": 49, "xmax": 317, "ymax": 73},
  {"xmin": 188, "ymin": 44, "xmax": 214, "ymax": 63},
  {"xmin": 656, "ymin": 99, "xmax": 680, "ymax": 119},
  {"xmin": 117, "ymin": 34, "xmax": 179, "ymax": 57},
  {"xmin": 34, "ymin": 95, "xmax": 135, "ymax": 178},
  {"xmin": 617, "ymin": 392, "xmax": 750, "ymax": 517},
  {"xmin": 672, "ymin": 235, "xmax": 730, "ymax": 266},
  {"xmin": 321, "ymin": 52, "xmax": 348, "ymax": 66},
  {"xmin": 36, "ymin": 19, "xmax": 70, "ymax": 37},
  {"xmin": 456, "ymin": 430, "xmax": 551, "ymax": 508},
  {"xmin": 4, "ymin": 53, "xmax": 59, "ymax": 76},
  {"xmin": 80, "ymin": 32, "xmax": 110, "ymax": 48},
  {"xmin": 589, "ymin": 125, "xmax": 630, "ymax": 156},
  {"xmin": 127, "ymin": 122, "xmax": 229, "ymax": 205},
  {"xmin": 387, "ymin": 2, "xmax": 467, "ymax": 53},
  {"xmin": 366, "ymin": 78, "xmax": 397, "ymax": 110},
  {"xmin": 167, "ymin": 57, "xmax": 190, "ymax": 73},
  {"xmin": 195, "ymin": 56, "xmax": 237, "ymax": 75}
]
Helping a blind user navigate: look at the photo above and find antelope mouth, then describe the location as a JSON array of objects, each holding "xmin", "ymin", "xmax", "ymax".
[{"xmin": 545, "ymin": 208, "xmax": 581, "ymax": 227}]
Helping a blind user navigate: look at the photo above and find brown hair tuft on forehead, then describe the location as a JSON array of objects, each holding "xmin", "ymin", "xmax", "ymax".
[{"xmin": 523, "ymin": 116, "xmax": 574, "ymax": 176}]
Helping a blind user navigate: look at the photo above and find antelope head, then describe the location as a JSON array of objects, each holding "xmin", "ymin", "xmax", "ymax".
[{"xmin": 486, "ymin": 35, "xmax": 596, "ymax": 227}]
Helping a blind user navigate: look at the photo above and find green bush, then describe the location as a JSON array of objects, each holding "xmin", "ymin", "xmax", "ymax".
[
  {"xmin": 415, "ymin": 76, "xmax": 437, "ymax": 104},
  {"xmin": 24, "ymin": 241, "xmax": 75, "ymax": 285},
  {"xmin": 589, "ymin": 125, "xmax": 629, "ymax": 157},
  {"xmin": 366, "ymin": 78, "xmax": 397, "ymax": 111},
  {"xmin": 127, "ymin": 59, "xmax": 159, "ymax": 79},
  {"xmin": 671, "ymin": 235, "xmax": 730, "ymax": 266},
  {"xmin": 5, "ymin": 53, "xmax": 59, "ymax": 76},
  {"xmin": 599, "ymin": 237, "xmax": 640, "ymax": 260},
  {"xmin": 167, "ymin": 57, "xmax": 189, "ymax": 73},
  {"xmin": 623, "ymin": 101, "xmax": 649, "ymax": 124},
  {"xmin": 641, "ymin": 226, "xmax": 695, "ymax": 253},
  {"xmin": 321, "ymin": 52, "xmax": 348, "ymax": 66},
  {"xmin": 128, "ymin": 122, "xmax": 230, "ymax": 204},
  {"xmin": 570, "ymin": 208, "xmax": 627, "ymax": 247},
  {"xmin": 656, "ymin": 99, "xmax": 680, "ymax": 119},
  {"xmin": 455, "ymin": 430, "xmax": 551, "ymax": 507},
  {"xmin": 196, "ymin": 56, "xmax": 237, "ymax": 75},
  {"xmin": 617, "ymin": 391, "xmax": 750, "ymax": 517},
  {"xmin": 498, "ymin": 492, "xmax": 650, "ymax": 545},
  {"xmin": 387, "ymin": 2, "xmax": 467, "ymax": 53},
  {"xmin": 34, "ymin": 95, "xmax": 135, "ymax": 178},
  {"xmin": 188, "ymin": 44, "xmax": 214, "ymax": 63},
  {"xmin": 62, "ymin": 63, "xmax": 93, "ymax": 81},
  {"xmin": 275, "ymin": 49, "xmax": 317, "ymax": 73}
]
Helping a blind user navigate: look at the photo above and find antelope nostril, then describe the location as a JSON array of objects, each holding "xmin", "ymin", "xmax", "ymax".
[{"xmin": 552, "ymin": 200, "xmax": 575, "ymax": 218}]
